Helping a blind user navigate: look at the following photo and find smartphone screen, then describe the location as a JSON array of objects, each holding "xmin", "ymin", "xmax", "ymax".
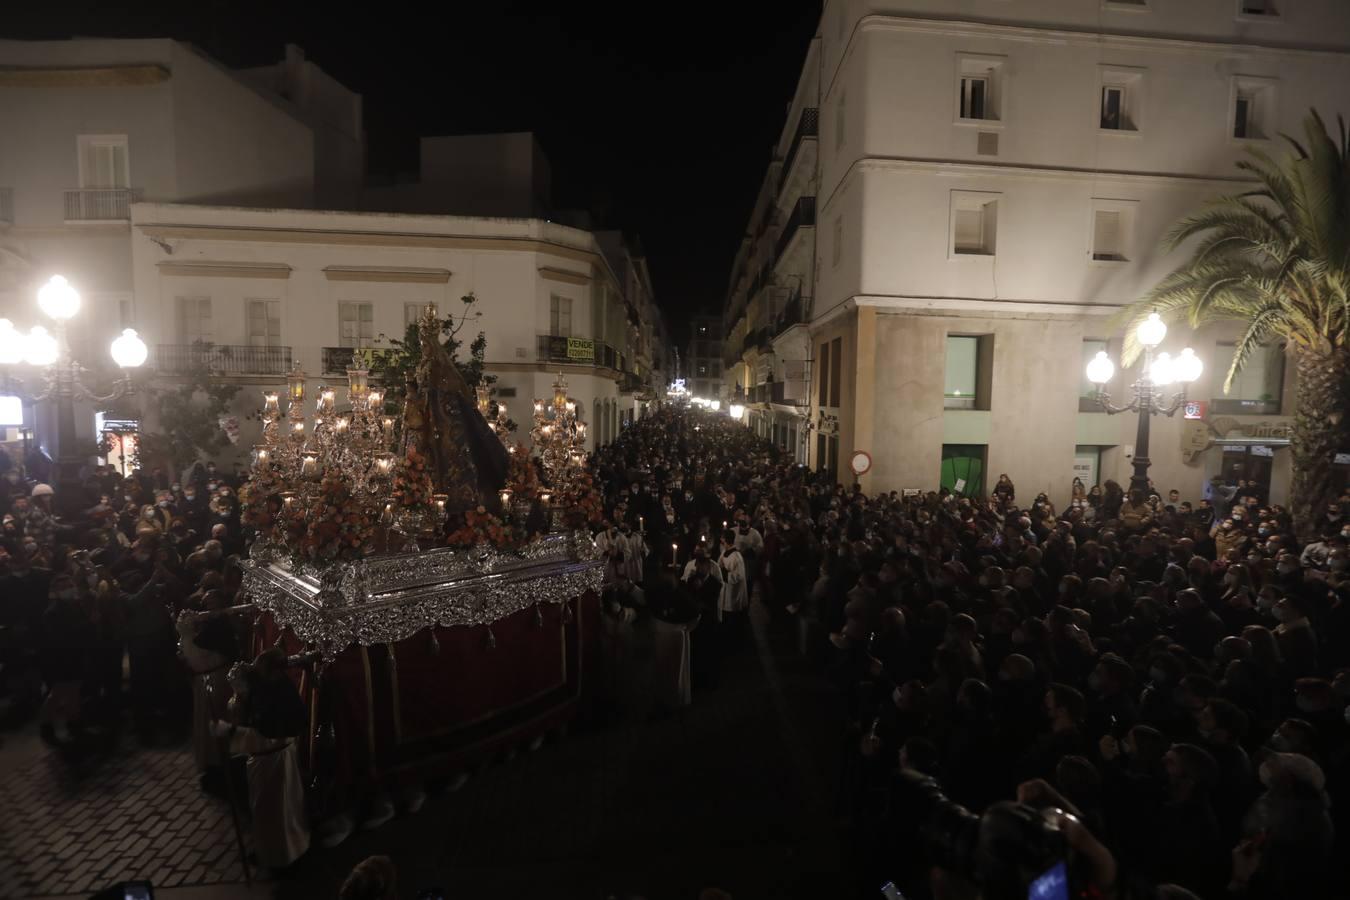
[
  {"xmin": 880, "ymin": 881, "xmax": 904, "ymax": 900},
  {"xmin": 1027, "ymin": 861, "xmax": 1068, "ymax": 900},
  {"xmin": 123, "ymin": 882, "xmax": 155, "ymax": 900}
]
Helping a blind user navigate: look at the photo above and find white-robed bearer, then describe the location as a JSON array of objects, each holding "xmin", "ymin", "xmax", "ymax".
[
  {"xmin": 621, "ymin": 521, "xmax": 648, "ymax": 585},
  {"xmin": 176, "ymin": 591, "xmax": 243, "ymax": 794},
  {"xmin": 718, "ymin": 528, "xmax": 748, "ymax": 648},
  {"xmin": 214, "ymin": 648, "xmax": 312, "ymax": 871}
]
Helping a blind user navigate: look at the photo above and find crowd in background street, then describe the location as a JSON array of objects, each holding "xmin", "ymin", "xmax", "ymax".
[{"xmin": 589, "ymin": 407, "xmax": 1350, "ymax": 900}]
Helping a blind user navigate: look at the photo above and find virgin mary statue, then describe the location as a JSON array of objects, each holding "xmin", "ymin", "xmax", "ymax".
[{"xmin": 401, "ymin": 305, "xmax": 509, "ymax": 514}]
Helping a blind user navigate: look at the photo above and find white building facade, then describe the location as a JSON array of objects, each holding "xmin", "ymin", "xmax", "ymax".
[
  {"xmin": 0, "ymin": 38, "xmax": 363, "ymax": 459},
  {"xmin": 127, "ymin": 203, "xmax": 648, "ymax": 457},
  {"xmin": 729, "ymin": 0, "xmax": 1350, "ymax": 505}
]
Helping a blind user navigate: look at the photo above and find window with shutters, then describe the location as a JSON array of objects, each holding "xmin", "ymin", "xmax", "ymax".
[
  {"xmin": 818, "ymin": 341, "xmax": 830, "ymax": 407},
  {"xmin": 829, "ymin": 337, "xmax": 842, "ymax": 407},
  {"xmin": 956, "ymin": 54, "xmax": 1005, "ymax": 124},
  {"xmin": 1213, "ymin": 342, "xmax": 1284, "ymax": 414},
  {"xmin": 1080, "ymin": 339, "xmax": 1110, "ymax": 411},
  {"xmin": 404, "ymin": 302, "xmax": 436, "ymax": 332},
  {"xmin": 339, "ymin": 302, "xmax": 374, "ymax": 349},
  {"xmin": 77, "ymin": 135, "xmax": 129, "ymax": 188},
  {"xmin": 246, "ymin": 299, "xmax": 281, "ymax": 348},
  {"xmin": 550, "ymin": 294, "xmax": 573, "ymax": 337},
  {"xmin": 176, "ymin": 297, "xmax": 212, "ymax": 344},
  {"xmin": 1088, "ymin": 199, "xmax": 1137, "ymax": 265},
  {"xmin": 945, "ymin": 335, "xmax": 994, "ymax": 410},
  {"xmin": 950, "ymin": 191, "xmax": 1000, "ymax": 257},
  {"xmin": 1230, "ymin": 76, "xmax": 1276, "ymax": 141},
  {"xmin": 1098, "ymin": 66, "xmax": 1144, "ymax": 133}
]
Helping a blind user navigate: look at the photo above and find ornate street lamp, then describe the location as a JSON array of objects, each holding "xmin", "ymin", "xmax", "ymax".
[
  {"xmin": 0, "ymin": 275, "xmax": 147, "ymax": 489},
  {"xmin": 1085, "ymin": 313, "xmax": 1203, "ymax": 495}
]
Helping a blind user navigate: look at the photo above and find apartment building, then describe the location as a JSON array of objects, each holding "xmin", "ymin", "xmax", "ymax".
[
  {"xmin": 0, "ymin": 38, "xmax": 363, "ymax": 460},
  {"xmin": 726, "ymin": 0, "xmax": 1350, "ymax": 504},
  {"xmin": 685, "ymin": 313, "xmax": 725, "ymax": 403}
]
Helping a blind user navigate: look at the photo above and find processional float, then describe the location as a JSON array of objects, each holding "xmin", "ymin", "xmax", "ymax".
[{"xmin": 235, "ymin": 304, "xmax": 605, "ymax": 817}]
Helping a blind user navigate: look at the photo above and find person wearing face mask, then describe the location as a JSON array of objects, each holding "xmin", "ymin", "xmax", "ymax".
[
  {"xmin": 1299, "ymin": 530, "xmax": 1345, "ymax": 569},
  {"xmin": 717, "ymin": 528, "xmax": 748, "ymax": 647},
  {"xmin": 1273, "ymin": 594, "xmax": 1318, "ymax": 679}
]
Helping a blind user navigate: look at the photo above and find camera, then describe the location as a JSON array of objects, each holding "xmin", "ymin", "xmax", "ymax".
[{"xmin": 889, "ymin": 770, "xmax": 1073, "ymax": 900}]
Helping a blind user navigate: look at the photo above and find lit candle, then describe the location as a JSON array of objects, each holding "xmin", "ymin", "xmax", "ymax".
[
  {"xmin": 381, "ymin": 416, "xmax": 395, "ymax": 442},
  {"xmin": 671, "ymin": 542, "xmax": 678, "ymax": 566},
  {"xmin": 533, "ymin": 400, "xmax": 544, "ymax": 414},
  {"xmin": 368, "ymin": 389, "xmax": 384, "ymax": 411},
  {"xmin": 374, "ymin": 453, "xmax": 394, "ymax": 477},
  {"xmin": 252, "ymin": 444, "xmax": 270, "ymax": 470},
  {"xmin": 262, "ymin": 391, "xmax": 280, "ymax": 415},
  {"xmin": 335, "ymin": 416, "xmax": 350, "ymax": 434},
  {"xmin": 565, "ymin": 400, "xmax": 576, "ymax": 414},
  {"xmin": 540, "ymin": 492, "xmax": 551, "ymax": 505},
  {"xmin": 433, "ymin": 494, "xmax": 447, "ymax": 517},
  {"xmin": 291, "ymin": 421, "xmax": 305, "ymax": 436},
  {"xmin": 301, "ymin": 454, "xmax": 318, "ymax": 478},
  {"xmin": 319, "ymin": 388, "xmax": 335, "ymax": 412},
  {"xmin": 381, "ymin": 502, "xmax": 394, "ymax": 526},
  {"xmin": 541, "ymin": 424, "xmax": 553, "ymax": 437},
  {"xmin": 281, "ymin": 491, "xmax": 297, "ymax": 509},
  {"xmin": 639, "ymin": 516, "xmax": 644, "ymax": 532},
  {"xmin": 500, "ymin": 489, "xmax": 513, "ymax": 508}
]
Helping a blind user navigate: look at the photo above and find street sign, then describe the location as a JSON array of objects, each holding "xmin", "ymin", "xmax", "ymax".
[
  {"xmin": 1183, "ymin": 400, "xmax": 1206, "ymax": 420},
  {"xmin": 850, "ymin": 450, "xmax": 872, "ymax": 476}
]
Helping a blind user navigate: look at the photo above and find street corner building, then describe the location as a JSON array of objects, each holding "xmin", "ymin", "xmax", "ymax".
[
  {"xmin": 0, "ymin": 38, "xmax": 670, "ymax": 471},
  {"xmin": 720, "ymin": 0, "xmax": 1350, "ymax": 508}
]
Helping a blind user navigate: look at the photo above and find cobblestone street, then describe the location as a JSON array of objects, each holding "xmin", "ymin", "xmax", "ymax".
[{"xmin": 2, "ymin": 602, "xmax": 845, "ymax": 900}]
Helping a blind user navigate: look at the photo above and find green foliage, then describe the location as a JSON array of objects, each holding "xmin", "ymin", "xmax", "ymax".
[
  {"xmin": 136, "ymin": 362, "xmax": 241, "ymax": 474},
  {"xmin": 1117, "ymin": 109, "xmax": 1350, "ymax": 386},
  {"xmin": 370, "ymin": 293, "xmax": 516, "ymax": 432}
]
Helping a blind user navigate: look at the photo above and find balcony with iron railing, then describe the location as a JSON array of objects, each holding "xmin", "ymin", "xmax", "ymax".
[
  {"xmin": 321, "ymin": 346, "xmax": 400, "ymax": 376},
  {"xmin": 64, "ymin": 188, "xmax": 143, "ymax": 222},
  {"xmin": 774, "ymin": 196, "xmax": 816, "ymax": 265},
  {"xmin": 155, "ymin": 344, "xmax": 294, "ymax": 377},
  {"xmin": 777, "ymin": 107, "xmax": 819, "ymax": 194},
  {"xmin": 0, "ymin": 188, "xmax": 12, "ymax": 225},
  {"xmin": 536, "ymin": 334, "xmax": 625, "ymax": 372}
]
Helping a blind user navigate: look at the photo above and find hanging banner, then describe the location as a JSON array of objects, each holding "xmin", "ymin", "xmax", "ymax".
[{"xmin": 566, "ymin": 338, "xmax": 595, "ymax": 361}]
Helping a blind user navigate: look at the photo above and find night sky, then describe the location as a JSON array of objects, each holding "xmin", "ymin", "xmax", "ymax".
[{"xmin": 5, "ymin": 1, "xmax": 824, "ymax": 335}]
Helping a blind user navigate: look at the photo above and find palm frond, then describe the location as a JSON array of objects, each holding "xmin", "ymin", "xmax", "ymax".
[{"xmin": 1223, "ymin": 306, "xmax": 1287, "ymax": 394}]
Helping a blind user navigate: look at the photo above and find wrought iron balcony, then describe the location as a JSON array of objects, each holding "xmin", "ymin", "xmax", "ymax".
[
  {"xmin": 0, "ymin": 188, "xmax": 12, "ymax": 225},
  {"xmin": 774, "ymin": 196, "xmax": 816, "ymax": 265},
  {"xmin": 536, "ymin": 334, "xmax": 622, "ymax": 371},
  {"xmin": 63, "ymin": 188, "xmax": 143, "ymax": 222},
  {"xmin": 155, "ymin": 344, "xmax": 293, "ymax": 377},
  {"xmin": 777, "ymin": 107, "xmax": 819, "ymax": 194},
  {"xmin": 321, "ymin": 346, "xmax": 400, "ymax": 376}
]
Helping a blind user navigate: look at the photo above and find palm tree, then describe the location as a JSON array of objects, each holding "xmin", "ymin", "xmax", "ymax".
[{"xmin": 1120, "ymin": 110, "xmax": 1350, "ymax": 540}]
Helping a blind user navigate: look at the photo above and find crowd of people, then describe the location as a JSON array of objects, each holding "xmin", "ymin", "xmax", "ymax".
[
  {"xmin": 0, "ymin": 451, "xmax": 313, "ymax": 871},
  {"xmin": 4, "ymin": 403, "xmax": 1350, "ymax": 898},
  {"xmin": 590, "ymin": 407, "xmax": 1349, "ymax": 900}
]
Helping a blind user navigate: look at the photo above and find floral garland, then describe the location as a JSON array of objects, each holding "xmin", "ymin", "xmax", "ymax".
[
  {"xmin": 279, "ymin": 470, "xmax": 375, "ymax": 563},
  {"xmin": 392, "ymin": 445, "xmax": 434, "ymax": 509},
  {"xmin": 558, "ymin": 469, "xmax": 604, "ymax": 529}
]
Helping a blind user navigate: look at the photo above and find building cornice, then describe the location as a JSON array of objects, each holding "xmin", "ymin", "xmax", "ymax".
[
  {"xmin": 857, "ymin": 14, "xmax": 1350, "ymax": 61},
  {"xmin": 810, "ymin": 294, "xmax": 1123, "ymax": 328},
  {"xmin": 158, "ymin": 261, "xmax": 292, "ymax": 279},
  {"xmin": 322, "ymin": 266, "xmax": 450, "ymax": 284},
  {"xmin": 0, "ymin": 64, "xmax": 171, "ymax": 88},
  {"xmin": 853, "ymin": 156, "xmax": 1253, "ymax": 189},
  {"xmin": 538, "ymin": 266, "xmax": 591, "ymax": 286}
]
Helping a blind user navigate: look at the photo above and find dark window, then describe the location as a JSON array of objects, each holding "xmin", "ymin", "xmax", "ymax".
[
  {"xmin": 829, "ymin": 337, "xmax": 842, "ymax": 407},
  {"xmin": 960, "ymin": 76, "xmax": 988, "ymax": 120},
  {"xmin": 1234, "ymin": 95, "xmax": 1252, "ymax": 138},
  {"xmin": 1101, "ymin": 86, "xmax": 1124, "ymax": 130},
  {"xmin": 818, "ymin": 341, "xmax": 830, "ymax": 406}
]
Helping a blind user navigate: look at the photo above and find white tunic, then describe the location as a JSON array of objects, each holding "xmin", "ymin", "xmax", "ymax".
[{"xmin": 719, "ymin": 548, "xmax": 748, "ymax": 615}]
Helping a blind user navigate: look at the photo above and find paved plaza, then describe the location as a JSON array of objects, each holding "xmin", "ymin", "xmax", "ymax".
[{"xmin": 1, "ymin": 604, "xmax": 846, "ymax": 900}]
